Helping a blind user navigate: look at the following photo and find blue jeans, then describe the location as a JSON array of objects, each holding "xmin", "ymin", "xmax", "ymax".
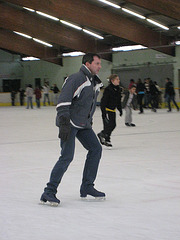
[
  {"xmin": 27, "ymin": 96, "xmax": 33, "ymax": 109},
  {"xmin": 44, "ymin": 127, "xmax": 102, "ymax": 194},
  {"xmin": 43, "ymin": 93, "xmax": 50, "ymax": 105}
]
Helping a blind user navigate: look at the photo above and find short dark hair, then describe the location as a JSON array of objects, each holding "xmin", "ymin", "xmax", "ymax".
[{"xmin": 82, "ymin": 53, "xmax": 101, "ymax": 64}]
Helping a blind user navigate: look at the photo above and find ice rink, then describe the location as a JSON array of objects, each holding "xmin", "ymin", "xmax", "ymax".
[{"xmin": 1, "ymin": 106, "xmax": 180, "ymax": 240}]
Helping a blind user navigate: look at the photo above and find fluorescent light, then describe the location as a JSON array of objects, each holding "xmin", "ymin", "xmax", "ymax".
[
  {"xmin": 62, "ymin": 52, "xmax": 85, "ymax": 57},
  {"xmin": 146, "ymin": 18, "xmax": 169, "ymax": 30},
  {"xmin": 22, "ymin": 57, "xmax": 40, "ymax": 61},
  {"xmin": 112, "ymin": 45, "xmax": 147, "ymax": 51},
  {"xmin": 13, "ymin": 31, "xmax": 32, "ymax": 39},
  {"xmin": 97, "ymin": 0, "xmax": 120, "ymax": 9},
  {"xmin": 122, "ymin": 8, "xmax": 146, "ymax": 19},
  {"xmin": 83, "ymin": 29, "xmax": 104, "ymax": 39},
  {"xmin": 177, "ymin": 26, "xmax": 180, "ymax": 30},
  {"xmin": 60, "ymin": 20, "xmax": 82, "ymax": 30},
  {"xmin": 36, "ymin": 11, "xmax": 59, "ymax": 21},
  {"xmin": 175, "ymin": 41, "xmax": 180, "ymax": 45},
  {"xmin": 23, "ymin": 7, "xmax": 35, "ymax": 12},
  {"xmin": 33, "ymin": 38, "xmax": 53, "ymax": 47}
]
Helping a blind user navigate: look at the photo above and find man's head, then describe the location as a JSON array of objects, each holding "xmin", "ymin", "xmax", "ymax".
[
  {"xmin": 82, "ymin": 53, "xmax": 101, "ymax": 75},
  {"xmin": 129, "ymin": 85, "xmax": 136, "ymax": 94}
]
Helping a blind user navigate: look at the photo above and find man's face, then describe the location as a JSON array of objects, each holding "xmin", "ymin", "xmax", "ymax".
[
  {"xmin": 130, "ymin": 87, "xmax": 136, "ymax": 94},
  {"xmin": 86, "ymin": 56, "xmax": 101, "ymax": 75}
]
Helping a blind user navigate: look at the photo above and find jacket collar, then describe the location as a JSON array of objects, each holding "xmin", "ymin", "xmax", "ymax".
[
  {"xmin": 80, "ymin": 64, "xmax": 102, "ymax": 84},
  {"xmin": 80, "ymin": 64, "xmax": 93, "ymax": 80}
]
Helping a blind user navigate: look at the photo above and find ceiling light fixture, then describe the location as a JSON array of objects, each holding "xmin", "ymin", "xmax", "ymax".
[
  {"xmin": 83, "ymin": 29, "xmax": 104, "ymax": 39},
  {"xmin": 23, "ymin": 7, "xmax": 35, "ymax": 12},
  {"xmin": 97, "ymin": 0, "xmax": 120, "ymax": 9},
  {"xmin": 22, "ymin": 57, "xmax": 40, "ymax": 61},
  {"xmin": 146, "ymin": 18, "xmax": 169, "ymax": 30},
  {"xmin": 122, "ymin": 8, "xmax": 146, "ymax": 19},
  {"xmin": 13, "ymin": 31, "xmax": 32, "ymax": 39},
  {"xmin": 36, "ymin": 11, "xmax": 59, "ymax": 21},
  {"xmin": 177, "ymin": 26, "xmax": 180, "ymax": 30},
  {"xmin": 60, "ymin": 20, "xmax": 82, "ymax": 30},
  {"xmin": 112, "ymin": 45, "xmax": 147, "ymax": 52},
  {"xmin": 33, "ymin": 38, "xmax": 53, "ymax": 47},
  {"xmin": 62, "ymin": 52, "xmax": 85, "ymax": 57}
]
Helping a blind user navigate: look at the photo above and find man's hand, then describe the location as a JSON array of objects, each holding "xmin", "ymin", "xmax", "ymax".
[{"xmin": 58, "ymin": 116, "xmax": 71, "ymax": 141}]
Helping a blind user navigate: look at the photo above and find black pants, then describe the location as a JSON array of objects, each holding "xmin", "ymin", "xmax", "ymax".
[
  {"xmin": 102, "ymin": 111, "xmax": 116, "ymax": 141},
  {"xmin": 167, "ymin": 95, "xmax": 179, "ymax": 111},
  {"xmin": 137, "ymin": 94, "xmax": 144, "ymax": 113}
]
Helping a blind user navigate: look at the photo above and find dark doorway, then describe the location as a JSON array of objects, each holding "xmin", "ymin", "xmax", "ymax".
[
  {"xmin": 35, "ymin": 78, "xmax": 41, "ymax": 88},
  {"xmin": 3, "ymin": 79, "xmax": 21, "ymax": 92}
]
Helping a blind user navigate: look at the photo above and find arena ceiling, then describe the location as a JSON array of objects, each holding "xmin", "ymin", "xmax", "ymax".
[{"xmin": 0, "ymin": 0, "xmax": 180, "ymax": 65}]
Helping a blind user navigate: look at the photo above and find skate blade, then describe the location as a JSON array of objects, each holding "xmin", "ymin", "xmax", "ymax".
[
  {"xmin": 81, "ymin": 196, "xmax": 106, "ymax": 202},
  {"xmin": 39, "ymin": 200, "xmax": 59, "ymax": 207}
]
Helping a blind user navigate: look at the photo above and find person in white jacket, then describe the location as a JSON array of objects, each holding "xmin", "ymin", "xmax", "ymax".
[{"xmin": 26, "ymin": 84, "xmax": 34, "ymax": 109}]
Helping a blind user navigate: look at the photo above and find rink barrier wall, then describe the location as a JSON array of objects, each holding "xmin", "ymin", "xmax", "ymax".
[{"xmin": 0, "ymin": 88, "xmax": 180, "ymax": 107}]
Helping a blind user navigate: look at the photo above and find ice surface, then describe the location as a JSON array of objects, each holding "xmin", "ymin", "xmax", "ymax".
[{"xmin": 0, "ymin": 106, "xmax": 180, "ymax": 240}]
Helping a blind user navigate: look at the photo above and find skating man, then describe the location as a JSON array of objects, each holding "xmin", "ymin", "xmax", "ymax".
[{"xmin": 40, "ymin": 53, "xmax": 105, "ymax": 206}]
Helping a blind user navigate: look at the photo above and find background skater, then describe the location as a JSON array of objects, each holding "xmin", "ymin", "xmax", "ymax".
[
  {"xmin": 122, "ymin": 85, "xmax": 137, "ymax": 127},
  {"xmin": 40, "ymin": 53, "xmax": 105, "ymax": 206},
  {"xmin": 164, "ymin": 78, "xmax": 179, "ymax": 112},
  {"xmin": 98, "ymin": 74, "xmax": 122, "ymax": 147}
]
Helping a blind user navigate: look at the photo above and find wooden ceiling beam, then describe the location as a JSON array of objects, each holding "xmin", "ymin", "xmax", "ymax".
[
  {"xmin": 125, "ymin": 0, "xmax": 180, "ymax": 21},
  {"xmin": 0, "ymin": 3, "xmax": 110, "ymax": 57},
  {"xmin": 0, "ymin": 29, "xmax": 60, "ymax": 65},
  {"xmin": 5, "ymin": 0, "xmax": 175, "ymax": 56}
]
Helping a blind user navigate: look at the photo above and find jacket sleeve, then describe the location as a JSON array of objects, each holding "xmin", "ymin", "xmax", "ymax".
[
  {"xmin": 100, "ymin": 88, "xmax": 110, "ymax": 117},
  {"xmin": 117, "ymin": 89, "xmax": 122, "ymax": 112},
  {"xmin": 132, "ymin": 94, "xmax": 138, "ymax": 110},
  {"xmin": 56, "ymin": 74, "xmax": 81, "ymax": 126}
]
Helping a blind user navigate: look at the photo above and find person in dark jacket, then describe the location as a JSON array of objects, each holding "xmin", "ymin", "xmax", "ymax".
[
  {"xmin": 122, "ymin": 85, "xmax": 137, "ymax": 126},
  {"xmin": 97, "ymin": 74, "xmax": 122, "ymax": 147},
  {"xmin": 136, "ymin": 78, "xmax": 145, "ymax": 114},
  {"xmin": 164, "ymin": 78, "xmax": 179, "ymax": 112},
  {"xmin": 19, "ymin": 88, "xmax": 25, "ymax": 106},
  {"xmin": 148, "ymin": 80, "xmax": 159, "ymax": 112},
  {"xmin": 11, "ymin": 89, "xmax": 16, "ymax": 106},
  {"xmin": 40, "ymin": 53, "xmax": 105, "ymax": 206}
]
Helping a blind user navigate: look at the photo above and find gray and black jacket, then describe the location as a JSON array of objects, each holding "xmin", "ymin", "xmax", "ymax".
[
  {"xmin": 56, "ymin": 64, "xmax": 103, "ymax": 129},
  {"xmin": 122, "ymin": 91, "xmax": 137, "ymax": 110}
]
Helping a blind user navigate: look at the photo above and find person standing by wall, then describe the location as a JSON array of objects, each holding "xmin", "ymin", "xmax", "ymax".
[
  {"xmin": 34, "ymin": 86, "xmax": 42, "ymax": 108},
  {"xmin": 19, "ymin": 88, "xmax": 25, "ymax": 106},
  {"xmin": 52, "ymin": 84, "xmax": 59, "ymax": 106},
  {"xmin": 97, "ymin": 74, "xmax": 122, "ymax": 147},
  {"xmin": 40, "ymin": 53, "xmax": 105, "ymax": 206},
  {"xmin": 149, "ymin": 80, "xmax": 159, "ymax": 112},
  {"xmin": 164, "ymin": 78, "xmax": 179, "ymax": 112},
  {"xmin": 25, "ymin": 84, "xmax": 33, "ymax": 109},
  {"xmin": 11, "ymin": 89, "xmax": 16, "ymax": 106},
  {"xmin": 136, "ymin": 78, "xmax": 145, "ymax": 114},
  {"xmin": 43, "ymin": 82, "xmax": 50, "ymax": 106}
]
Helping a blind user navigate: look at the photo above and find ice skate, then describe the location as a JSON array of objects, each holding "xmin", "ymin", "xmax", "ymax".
[
  {"xmin": 104, "ymin": 140, "xmax": 112, "ymax": 147},
  {"xmin": 40, "ymin": 192, "xmax": 60, "ymax": 206},
  {"xmin": 97, "ymin": 132, "xmax": 106, "ymax": 145},
  {"xmin": 80, "ymin": 186, "xmax": 106, "ymax": 201}
]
